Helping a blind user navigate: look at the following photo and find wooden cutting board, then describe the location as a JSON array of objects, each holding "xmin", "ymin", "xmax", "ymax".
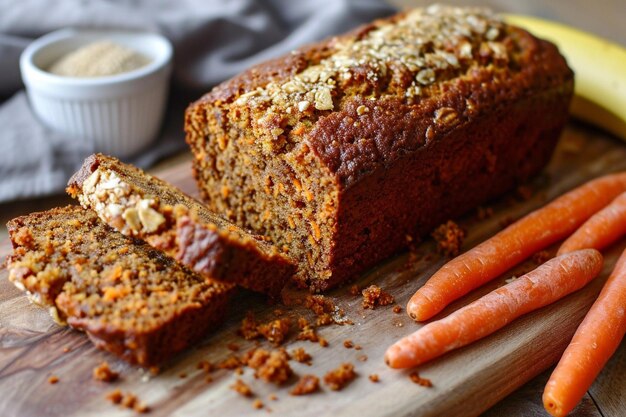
[{"xmin": 1, "ymin": 125, "xmax": 626, "ymax": 417}]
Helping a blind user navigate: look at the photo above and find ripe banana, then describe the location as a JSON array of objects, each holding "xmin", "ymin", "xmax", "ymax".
[{"xmin": 505, "ymin": 14, "xmax": 626, "ymax": 142}]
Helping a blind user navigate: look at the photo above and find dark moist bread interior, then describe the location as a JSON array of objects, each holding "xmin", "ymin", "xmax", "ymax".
[
  {"xmin": 7, "ymin": 205, "xmax": 234, "ymax": 367},
  {"xmin": 185, "ymin": 5, "xmax": 574, "ymax": 291},
  {"xmin": 67, "ymin": 153, "xmax": 296, "ymax": 297}
]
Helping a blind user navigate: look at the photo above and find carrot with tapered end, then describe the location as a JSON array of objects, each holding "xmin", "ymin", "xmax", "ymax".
[
  {"xmin": 558, "ymin": 191, "xmax": 626, "ymax": 255},
  {"xmin": 543, "ymin": 248, "xmax": 626, "ymax": 417},
  {"xmin": 387, "ymin": 249, "xmax": 603, "ymax": 369},
  {"xmin": 407, "ymin": 173, "xmax": 626, "ymax": 322}
]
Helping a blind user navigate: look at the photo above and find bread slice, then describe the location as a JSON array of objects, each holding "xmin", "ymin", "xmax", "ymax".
[
  {"xmin": 67, "ymin": 154, "xmax": 296, "ymax": 297},
  {"xmin": 7, "ymin": 206, "xmax": 234, "ymax": 367}
]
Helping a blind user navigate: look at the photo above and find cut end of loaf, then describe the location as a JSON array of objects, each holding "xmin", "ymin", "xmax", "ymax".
[
  {"xmin": 68, "ymin": 154, "xmax": 296, "ymax": 296},
  {"xmin": 7, "ymin": 205, "xmax": 234, "ymax": 367}
]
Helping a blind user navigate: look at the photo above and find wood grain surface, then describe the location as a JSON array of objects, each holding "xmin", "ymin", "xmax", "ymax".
[{"xmin": 1, "ymin": 123, "xmax": 626, "ymax": 416}]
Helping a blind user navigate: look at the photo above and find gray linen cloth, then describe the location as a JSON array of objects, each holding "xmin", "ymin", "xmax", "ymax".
[{"xmin": 0, "ymin": 0, "xmax": 395, "ymax": 202}]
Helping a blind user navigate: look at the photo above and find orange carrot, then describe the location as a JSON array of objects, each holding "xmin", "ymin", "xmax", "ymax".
[
  {"xmin": 386, "ymin": 249, "xmax": 603, "ymax": 369},
  {"xmin": 408, "ymin": 173, "xmax": 626, "ymax": 322},
  {"xmin": 543, "ymin": 248, "xmax": 626, "ymax": 417},
  {"xmin": 558, "ymin": 191, "xmax": 626, "ymax": 255}
]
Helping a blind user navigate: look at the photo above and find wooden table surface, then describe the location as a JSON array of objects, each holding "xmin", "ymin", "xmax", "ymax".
[{"xmin": 1, "ymin": 0, "xmax": 625, "ymax": 415}]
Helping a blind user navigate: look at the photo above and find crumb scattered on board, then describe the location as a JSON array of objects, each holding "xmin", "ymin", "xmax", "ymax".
[
  {"xmin": 409, "ymin": 371, "xmax": 433, "ymax": 387},
  {"xmin": 231, "ymin": 379, "xmax": 254, "ymax": 397},
  {"xmin": 291, "ymin": 347, "xmax": 312, "ymax": 365},
  {"xmin": 324, "ymin": 363, "xmax": 356, "ymax": 391},
  {"xmin": 296, "ymin": 317, "xmax": 319, "ymax": 343},
  {"xmin": 432, "ymin": 220, "xmax": 466, "ymax": 257},
  {"xmin": 258, "ymin": 318, "xmax": 291, "ymax": 345},
  {"xmin": 349, "ymin": 285, "xmax": 361, "ymax": 296},
  {"xmin": 248, "ymin": 349, "xmax": 293, "ymax": 385},
  {"xmin": 291, "ymin": 374, "xmax": 320, "ymax": 396},
  {"xmin": 93, "ymin": 362, "xmax": 119, "ymax": 382},
  {"xmin": 362, "ymin": 285, "xmax": 395, "ymax": 309},
  {"xmin": 106, "ymin": 389, "xmax": 149, "ymax": 413}
]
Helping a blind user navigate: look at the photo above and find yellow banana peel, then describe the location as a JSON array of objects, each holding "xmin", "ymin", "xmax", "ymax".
[{"xmin": 505, "ymin": 14, "xmax": 626, "ymax": 142}]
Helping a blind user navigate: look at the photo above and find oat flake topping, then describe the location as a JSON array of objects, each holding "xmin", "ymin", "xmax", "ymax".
[{"xmin": 235, "ymin": 5, "xmax": 509, "ymax": 116}]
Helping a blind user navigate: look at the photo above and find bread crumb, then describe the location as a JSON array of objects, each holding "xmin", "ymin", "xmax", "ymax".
[
  {"xmin": 392, "ymin": 305, "xmax": 402, "ymax": 314},
  {"xmin": 349, "ymin": 285, "xmax": 361, "ymax": 296},
  {"xmin": 432, "ymin": 220, "xmax": 465, "ymax": 257},
  {"xmin": 258, "ymin": 318, "xmax": 291, "ymax": 345},
  {"xmin": 231, "ymin": 379, "xmax": 254, "ymax": 397},
  {"xmin": 93, "ymin": 361, "xmax": 119, "ymax": 382},
  {"xmin": 324, "ymin": 363, "xmax": 356, "ymax": 391},
  {"xmin": 290, "ymin": 374, "xmax": 320, "ymax": 395},
  {"xmin": 343, "ymin": 339, "xmax": 354, "ymax": 349},
  {"xmin": 296, "ymin": 317, "xmax": 319, "ymax": 343},
  {"xmin": 319, "ymin": 337, "xmax": 329, "ymax": 347},
  {"xmin": 48, "ymin": 375, "xmax": 59, "ymax": 384},
  {"xmin": 179, "ymin": 372, "xmax": 187, "ymax": 379},
  {"xmin": 106, "ymin": 389, "xmax": 149, "ymax": 413},
  {"xmin": 305, "ymin": 295, "xmax": 339, "ymax": 326},
  {"xmin": 219, "ymin": 355, "xmax": 243, "ymax": 370},
  {"xmin": 369, "ymin": 374, "xmax": 380, "ymax": 383},
  {"xmin": 354, "ymin": 344, "xmax": 362, "ymax": 351},
  {"xmin": 240, "ymin": 311, "xmax": 261, "ymax": 340},
  {"xmin": 134, "ymin": 402, "xmax": 150, "ymax": 414},
  {"xmin": 248, "ymin": 349, "xmax": 293, "ymax": 385},
  {"xmin": 362, "ymin": 285, "xmax": 395, "ymax": 309},
  {"xmin": 240, "ymin": 347, "xmax": 259, "ymax": 366},
  {"xmin": 227, "ymin": 342, "xmax": 241, "ymax": 352},
  {"xmin": 106, "ymin": 389, "xmax": 123, "ymax": 404},
  {"xmin": 268, "ymin": 394, "xmax": 278, "ymax": 401},
  {"xmin": 291, "ymin": 347, "xmax": 312, "ymax": 365},
  {"xmin": 357, "ymin": 354, "xmax": 368, "ymax": 362},
  {"xmin": 197, "ymin": 360, "xmax": 213, "ymax": 373},
  {"xmin": 409, "ymin": 371, "xmax": 433, "ymax": 387},
  {"xmin": 253, "ymin": 399, "xmax": 264, "ymax": 409}
]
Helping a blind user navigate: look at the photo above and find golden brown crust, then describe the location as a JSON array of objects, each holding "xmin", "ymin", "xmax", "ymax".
[{"xmin": 189, "ymin": 6, "xmax": 571, "ymax": 188}]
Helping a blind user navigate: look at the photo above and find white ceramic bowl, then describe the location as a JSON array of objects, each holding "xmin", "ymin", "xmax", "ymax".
[{"xmin": 20, "ymin": 29, "xmax": 173, "ymax": 158}]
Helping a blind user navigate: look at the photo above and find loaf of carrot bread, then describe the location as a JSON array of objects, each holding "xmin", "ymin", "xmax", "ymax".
[
  {"xmin": 185, "ymin": 5, "xmax": 574, "ymax": 291},
  {"xmin": 67, "ymin": 154, "xmax": 296, "ymax": 297},
  {"xmin": 7, "ymin": 206, "xmax": 234, "ymax": 367}
]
